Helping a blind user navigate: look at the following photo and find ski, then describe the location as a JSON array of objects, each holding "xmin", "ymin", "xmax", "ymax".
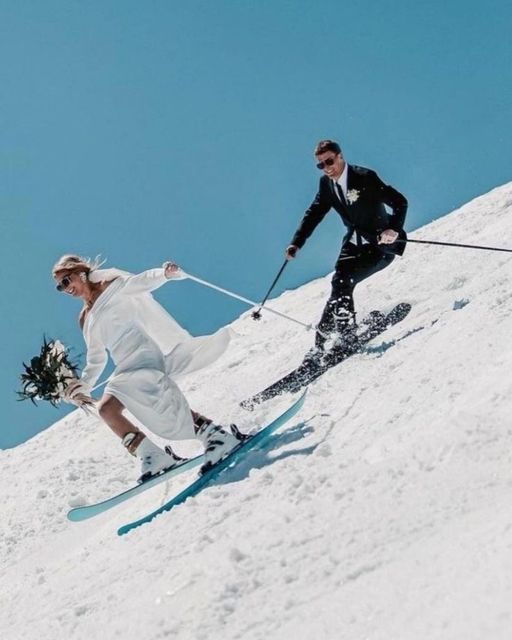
[
  {"xmin": 240, "ymin": 302, "xmax": 411, "ymax": 410},
  {"xmin": 117, "ymin": 390, "xmax": 307, "ymax": 536},
  {"xmin": 67, "ymin": 454, "xmax": 205, "ymax": 522}
]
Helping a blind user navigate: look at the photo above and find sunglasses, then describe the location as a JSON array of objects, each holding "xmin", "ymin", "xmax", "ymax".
[
  {"xmin": 56, "ymin": 275, "xmax": 73, "ymax": 292},
  {"xmin": 316, "ymin": 156, "xmax": 338, "ymax": 170}
]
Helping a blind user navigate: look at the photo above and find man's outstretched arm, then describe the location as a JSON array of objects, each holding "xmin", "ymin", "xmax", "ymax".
[{"xmin": 286, "ymin": 184, "xmax": 331, "ymax": 259}]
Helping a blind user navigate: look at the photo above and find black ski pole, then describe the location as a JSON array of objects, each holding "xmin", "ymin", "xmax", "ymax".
[
  {"xmin": 252, "ymin": 260, "xmax": 289, "ymax": 320},
  {"xmin": 400, "ymin": 238, "xmax": 512, "ymax": 254}
]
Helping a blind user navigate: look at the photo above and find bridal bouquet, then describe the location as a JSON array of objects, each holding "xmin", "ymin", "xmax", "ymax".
[{"xmin": 18, "ymin": 338, "xmax": 80, "ymax": 407}]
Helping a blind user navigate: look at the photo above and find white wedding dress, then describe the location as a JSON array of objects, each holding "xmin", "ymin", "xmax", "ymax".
[{"xmin": 80, "ymin": 267, "xmax": 231, "ymax": 440}]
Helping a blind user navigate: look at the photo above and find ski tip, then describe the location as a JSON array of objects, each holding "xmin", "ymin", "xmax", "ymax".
[
  {"xmin": 397, "ymin": 302, "xmax": 412, "ymax": 313},
  {"xmin": 118, "ymin": 514, "xmax": 156, "ymax": 536},
  {"xmin": 117, "ymin": 523, "xmax": 132, "ymax": 536},
  {"xmin": 390, "ymin": 302, "xmax": 412, "ymax": 322},
  {"xmin": 239, "ymin": 398, "xmax": 256, "ymax": 411}
]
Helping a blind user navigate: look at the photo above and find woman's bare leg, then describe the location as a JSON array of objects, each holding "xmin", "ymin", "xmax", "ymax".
[
  {"xmin": 97, "ymin": 394, "xmax": 145, "ymax": 453},
  {"xmin": 98, "ymin": 395, "xmax": 216, "ymax": 454}
]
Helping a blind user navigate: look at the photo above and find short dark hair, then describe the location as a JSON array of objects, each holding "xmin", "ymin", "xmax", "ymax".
[{"xmin": 314, "ymin": 139, "xmax": 342, "ymax": 156}]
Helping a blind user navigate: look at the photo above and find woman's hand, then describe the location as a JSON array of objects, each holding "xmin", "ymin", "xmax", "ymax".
[
  {"xmin": 285, "ymin": 245, "xmax": 299, "ymax": 260},
  {"xmin": 63, "ymin": 380, "xmax": 95, "ymax": 411},
  {"xmin": 163, "ymin": 261, "xmax": 182, "ymax": 279}
]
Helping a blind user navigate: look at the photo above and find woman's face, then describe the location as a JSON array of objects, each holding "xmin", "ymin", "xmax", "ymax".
[{"xmin": 54, "ymin": 271, "xmax": 89, "ymax": 298}]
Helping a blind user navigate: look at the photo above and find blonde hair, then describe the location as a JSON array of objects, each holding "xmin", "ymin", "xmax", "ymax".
[{"xmin": 52, "ymin": 254, "xmax": 105, "ymax": 277}]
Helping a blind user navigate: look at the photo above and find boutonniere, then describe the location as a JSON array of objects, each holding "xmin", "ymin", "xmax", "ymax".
[{"xmin": 346, "ymin": 189, "xmax": 360, "ymax": 204}]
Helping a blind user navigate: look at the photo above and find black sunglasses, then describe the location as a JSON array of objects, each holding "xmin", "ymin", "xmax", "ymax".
[
  {"xmin": 316, "ymin": 157, "xmax": 337, "ymax": 170},
  {"xmin": 56, "ymin": 275, "xmax": 73, "ymax": 292}
]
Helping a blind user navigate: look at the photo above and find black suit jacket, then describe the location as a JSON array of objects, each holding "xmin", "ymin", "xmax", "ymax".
[{"xmin": 291, "ymin": 165, "xmax": 408, "ymax": 256}]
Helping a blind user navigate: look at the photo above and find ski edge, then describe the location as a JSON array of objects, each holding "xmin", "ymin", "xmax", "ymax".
[
  {"xmin": 67, "ymin": 454, "xmax": 205, "ymax": 522},
  {"xmin": 117, "ymin": 390, "xmax": 307, "ymax": 536}
]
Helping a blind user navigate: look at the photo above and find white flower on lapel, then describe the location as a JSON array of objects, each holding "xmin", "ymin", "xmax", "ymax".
[{"xmin": 346, "ymin": 189, "xmax": 360, "ymax": 204}]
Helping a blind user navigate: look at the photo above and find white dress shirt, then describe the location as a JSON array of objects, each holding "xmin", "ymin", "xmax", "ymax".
[{"xmin": 333, "ymin": 163, "xmax": 369, "ymax": 245}]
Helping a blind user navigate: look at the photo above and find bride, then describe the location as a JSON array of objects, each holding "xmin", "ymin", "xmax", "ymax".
[{"xmin": 52, "ymin": 254, "xmax": 244, "ymax": 481}]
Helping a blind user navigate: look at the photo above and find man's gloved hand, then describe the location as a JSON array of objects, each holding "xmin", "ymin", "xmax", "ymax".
[{"xmin": 378, "ymin": 229, "xmax": 399, "ymax": 245}]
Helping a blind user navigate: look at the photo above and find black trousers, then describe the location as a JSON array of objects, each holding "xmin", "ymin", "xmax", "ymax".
[{"xmin": 316, "ymin": 243, "xmax": 395, "ymax": 348}]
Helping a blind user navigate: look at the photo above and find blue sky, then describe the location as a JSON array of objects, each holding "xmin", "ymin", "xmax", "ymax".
[{"xmin": 2, "ymin": 0, "xmax": 511, "ymax": 448}]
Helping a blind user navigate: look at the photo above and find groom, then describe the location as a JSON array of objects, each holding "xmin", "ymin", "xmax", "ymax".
[{"xmin": 286, "ymin": 139, "xmax": 408, "ymax": 356}]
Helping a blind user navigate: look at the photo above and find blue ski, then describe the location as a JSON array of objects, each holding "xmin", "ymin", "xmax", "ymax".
[
  {"xmin": 67, "ymin": 454, "xmax": 205, "ymax": 522},
  {"xmin": 117, "ymin": 390, "xmax": 307, "ymax": 536}
]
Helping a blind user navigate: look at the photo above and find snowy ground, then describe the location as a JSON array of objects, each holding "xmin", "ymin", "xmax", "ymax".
[{"xmin": 2, "ymin": 182, "xmax": 512, "ymax": 640}]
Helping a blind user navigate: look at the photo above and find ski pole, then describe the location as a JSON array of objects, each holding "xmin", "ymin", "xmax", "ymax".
[
  {"xmin": 248, "ymin": 254, "xmax": 357, "ymax": 321},
  {"xmin": 90, "ymin": 268, "xmax": 313, "ymax": 395},
  {"xmin": 400, "ymin": 238, "xmax": 512, "ymax": 254},
  {"xmin": 184, "ymin": 272, "xmax": 313, "ymax": 330},
  {"xmin": 251, "ymin": 260, "xmax": 288, "ymax": 320}
]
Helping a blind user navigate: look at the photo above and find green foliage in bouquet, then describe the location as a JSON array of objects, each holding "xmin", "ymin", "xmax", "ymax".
[{"xmin": 18, "ymin": 338, "xmax": 80, "ymax": 407}]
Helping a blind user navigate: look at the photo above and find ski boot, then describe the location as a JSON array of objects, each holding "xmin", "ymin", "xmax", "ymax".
[
  {"xmin": 196, "ymin": 422, "xmax": 249, "ymax": 475},
  {"xmin": 122, "ymin": 433, "xmax": 187, "ymax": 484}
]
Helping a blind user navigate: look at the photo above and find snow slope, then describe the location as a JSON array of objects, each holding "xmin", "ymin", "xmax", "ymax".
[{"xmin": 2, "ymin": 182, "xmax": 512, "ymax": 640}]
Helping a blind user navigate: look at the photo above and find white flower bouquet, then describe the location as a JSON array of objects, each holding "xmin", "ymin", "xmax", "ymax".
[{"xmin": 18, "ymin": 338, "xmax": 80, "ymax": 407}]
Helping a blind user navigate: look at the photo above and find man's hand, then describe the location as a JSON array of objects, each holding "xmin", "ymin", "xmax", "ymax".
[
  {"xmin": 285, "ymin": 245, "xmax": 299, "ymax": 260},
  {"xmin": 163, "ymin": 261, "xmax": 182, "ymax": 279},
  {"xmin": 378, "ymin": 229, "xmax": 399, "ymax": 245}
]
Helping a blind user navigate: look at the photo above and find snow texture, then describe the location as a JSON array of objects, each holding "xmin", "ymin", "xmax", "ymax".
[{"xmin": 2, "ymin": 182, "xmax": 512, "ymax": 639}]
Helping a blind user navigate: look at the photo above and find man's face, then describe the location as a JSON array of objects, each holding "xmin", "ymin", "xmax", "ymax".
[{"xmin": 315, "ymin": 150, "xmax": 345, "ymax": 180}]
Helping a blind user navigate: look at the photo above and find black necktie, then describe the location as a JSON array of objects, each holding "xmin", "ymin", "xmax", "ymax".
[{"xmin": 335, "ymin": 182, "xmax": 347, "ymax": 206}]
